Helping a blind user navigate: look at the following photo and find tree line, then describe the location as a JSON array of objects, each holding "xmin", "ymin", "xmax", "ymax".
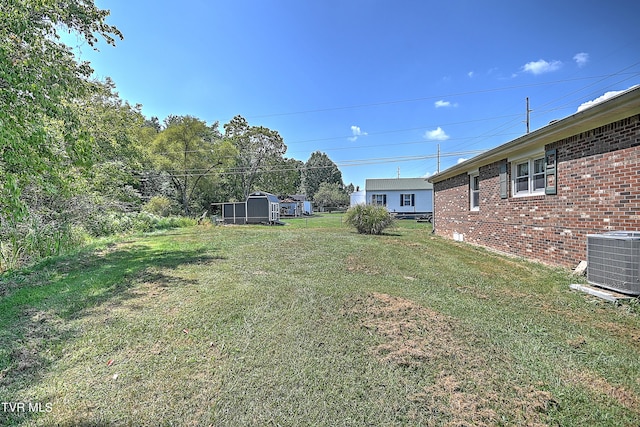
[{"xmin": 0, "ymin": 0, "xmax": 350, "ymax": 271}]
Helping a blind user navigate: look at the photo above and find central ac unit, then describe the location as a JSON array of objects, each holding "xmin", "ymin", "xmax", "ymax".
[{"xmin": 587, "ymin": 232, "xmax": 640, "ymax": 296}]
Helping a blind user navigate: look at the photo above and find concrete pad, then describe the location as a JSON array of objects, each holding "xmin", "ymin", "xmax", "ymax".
[{"xmin": 570, "ymin": 283, "xmax": 633, "ymax": 302}]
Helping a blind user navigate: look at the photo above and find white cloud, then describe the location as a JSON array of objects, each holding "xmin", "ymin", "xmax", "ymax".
[
  {"xmin": 468, "ymin": 71, "xmax": 475, "ymax": 78},
  {"xmin": 576, "ymin": 85, "xmax": 639, "ymax": 112},
  {"xmin": 424, "ymin": 127, "xmax": 450, "ymax": 141},
  {"xmin": 422, "ymin": 171, "xmax": 434, "ymax": 178},
  {"xmin": 573, "ymin": 52, "xmax": 589, "ymax": 67},
  {"xmin": 522, "ymin": 59, "xmax": 562, "ymax": 75},
  {"xmin": 348, "ymin": 125, "xmax": 368, "ymax": 142},
  {"xmin": 435, "ymin": 100, "xmax": 458, "ymax": 108},
  {"xmin": 457, "ymin": 158, "xmax": 468, "ymax": 164}
]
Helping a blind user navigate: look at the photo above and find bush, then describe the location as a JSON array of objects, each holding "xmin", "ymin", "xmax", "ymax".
[
  {"xmin": 142, "ymin": 196, "xmax": 179, "ymax": 217},
  {"xmin": 344, "ymin": 204, "xmax": 395, "ymax": 235}
]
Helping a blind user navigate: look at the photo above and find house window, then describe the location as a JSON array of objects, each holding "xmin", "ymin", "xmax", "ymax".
[
  {"xmin": 400, "ymin": 194, "xmax": 415, "ymax": 207},
  {"xmin": 533, "ymin": 158, "xmax": 545, "ymax": 191},
  {"xmin": 470, "ymin": 174, "xmax": 479, "ymax": 210},
  {"xmin": 371, "ymin": 194, "xmax": 387, "ymax": 206},
  {"xmin": 513, "ymin": 156, "xmax": 545, "ymax": 196}
]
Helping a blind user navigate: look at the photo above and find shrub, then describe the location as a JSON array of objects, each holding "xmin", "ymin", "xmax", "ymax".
[
  {"xmin": 344, "ymin": 204, "xmax": 395, "ymax": 235},
  {"xmin": 132, "ymin": 211, "xmax": 159, "ymax": 233},
  {"xmin": 142, "ymin": 196, "xmax": 179, "ymax": 217}
]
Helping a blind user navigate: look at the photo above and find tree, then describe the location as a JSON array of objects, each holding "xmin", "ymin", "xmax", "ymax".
[
  {"xmin": 223, "ymin": 115, "xmax": 287, "ymax": 200},
  {"xmin": 67, "ymin": 80, "xmax": 147, "ymax": 210},
  {"xmin": 0, "ymin": 0, "xmax": 122, "ymax": 222},
  {"xmin": 148, "ymin": 116, "xmax": 236, "ymax": 216},
  {"xmin": 345, "ymin": 183, "xmax": 355, "ymax": 194},
  {"xmin": 1, "ymin": 79, "xmax": 150, "ymax": 268},
  {"xmin": 256, "ymin": 157, "xmax": 303, "ymax": 196},
  {"xmin": 313, "ymin": 182, "xmax": 349, "ymax": 211},
  {"xmin": 301, "ymin": 151, "xmax": 344, "ymax": 201}
]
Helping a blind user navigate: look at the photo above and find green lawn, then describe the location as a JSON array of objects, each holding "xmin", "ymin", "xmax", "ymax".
[{"xmin": 1, "ymin": 216, "xmax": 639, "ymax": 426}]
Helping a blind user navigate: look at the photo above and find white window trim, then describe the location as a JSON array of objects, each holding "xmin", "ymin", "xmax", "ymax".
[
  {"xmin": 401, "ymin": 193, "xmax": 415, "ymax": 207},
  {"xmin": 370, "ymin": 193, "xmax": 387, "ymax": 206},
  {"xmin": 469, "ymin": 172, "xmax": 480, "ymax": 211},
  {"xmin": 510, "ymin": 154, "xmax": 546, "ymax": 197}
]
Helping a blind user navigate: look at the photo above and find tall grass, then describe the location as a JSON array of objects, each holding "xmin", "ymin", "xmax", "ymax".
[
  {"xmin": 0, "ymin": 212, "xmax": 197, "ymax": 273},
  {"xmin": 0, "ymin": 219, "xmax": 85, "ymax": 273}
]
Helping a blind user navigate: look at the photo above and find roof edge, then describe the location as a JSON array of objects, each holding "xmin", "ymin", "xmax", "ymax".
[{"xmin": 428, "ymin": 85, "xmax": 640, "ymax": 183}]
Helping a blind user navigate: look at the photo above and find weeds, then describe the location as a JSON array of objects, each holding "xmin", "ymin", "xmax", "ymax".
[{"xmin": 0, "ymin": 212, "xmax": 196, "ymax": 273}]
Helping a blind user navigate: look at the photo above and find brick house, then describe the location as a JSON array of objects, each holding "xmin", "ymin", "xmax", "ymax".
[{"xmin": 427, "ymin": 86, "xmax": 640, "ymax": 268}]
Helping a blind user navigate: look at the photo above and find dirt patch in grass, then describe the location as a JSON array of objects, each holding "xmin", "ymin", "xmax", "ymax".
[
  {"xmin": 345, "ymin": 292, "xmax": 557, "ymax": 426},
  {"xmin": 345, "ymin": 255, "xmax": 381, "ymax": 275},
  {"xmin": 346, "ymin": 292, "xmax": 456, "ymax": 367}
]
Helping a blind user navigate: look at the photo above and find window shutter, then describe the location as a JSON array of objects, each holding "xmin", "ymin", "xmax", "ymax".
[
  {"xmin": 412, "ymin": 194, "xmax": 415, "ymax": 206},
  {"xmin": 400, "ymin": 194, "xmax": 404, "ymax": 206},
  {"xmin": 545, "ymin": 148, "xmax": 557, "ymax": 195},
  {"xmin": 499, "ymin": 162, "xmax": 508, "ymax": 199}
]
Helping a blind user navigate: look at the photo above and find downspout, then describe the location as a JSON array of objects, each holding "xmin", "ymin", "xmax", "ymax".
[{"xmin": 431, "ymin": 188, "xmax": 436, "ymax": 234}]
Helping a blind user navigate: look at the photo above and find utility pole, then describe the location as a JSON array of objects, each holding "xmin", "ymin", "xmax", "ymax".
[
  {"xmin": 437, "ymin": 144, "xmax": 440, "ymax": 173},
  {"xmin": 397, "ymin": 167, "xmax": 400, "ymax": 179},
  {"xmin": 526, "ymin": 97, "xmax": 531, "ymax": 134}
]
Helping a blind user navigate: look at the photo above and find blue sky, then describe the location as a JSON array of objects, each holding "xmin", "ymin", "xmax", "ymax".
[{"xmin": 70, "ymin": 0, "xmax": 640, "ymax": 188}]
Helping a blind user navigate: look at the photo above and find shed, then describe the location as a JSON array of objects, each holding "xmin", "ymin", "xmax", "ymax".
[
  {"xmin": 214, "ymin": 191, "xmax": 282, "ymax": 225},
  {"xmin": 279, "ymin": 199, "xmax": 300, "ymax": 217},
  {"xmin": 279, "ymin": 194, "xmax": 313, "ymax": 217},
  {"xmin": 246, "ymin": 192, "xmax": 281, "ymax": 224},
  {"xmin": 222, "ymin": 202, "xmax": 246, "ymax": 224}
]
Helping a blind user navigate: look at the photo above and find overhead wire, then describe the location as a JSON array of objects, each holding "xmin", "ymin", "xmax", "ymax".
[
  {"xmin": 443, "ymin": 64, "xmax": 640, "ymax": 153},
  {"xmin": 141, "ymin": 66, "xmax": 640, "ymax": 179},
  {"xmin": 138, "ymin": 149, "xmax": 487, "ymax": 178},
  {"xmin": 145, "ymin": 69, "xmax": 640, "ymax": 159},
  {"xmin": 245, "ymin": 73, "xmax": 639, "ymax": 119}
]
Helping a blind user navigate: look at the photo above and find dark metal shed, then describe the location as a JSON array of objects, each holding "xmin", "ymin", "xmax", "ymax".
[
  {"xmin": 222, "ymin": 202, "xmax": 246, "ymax": 224},
  {"xmin": 246, "ymin": 192, "xmax": 280, "ymax": 224},
  {"xmin": 213, "ymin": 191, "xmax": 281, "ymax": 225}
]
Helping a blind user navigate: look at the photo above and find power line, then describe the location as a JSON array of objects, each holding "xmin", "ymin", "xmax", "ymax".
[
  {"xmin": 246, "ymin": 72, "xmax": 640, "ymax": 119},
  {"xmin": 141, "ymin": 67, "xmax": 640, "ymax": 173},
  {"xmin": 138, "ymin": 149, "xmax": 486, "ymax": 178},
  {"xmin": 143, "ymin": 67, "xmax": 640, "ymax": 159},
  {"xmin": 145, "ymin": 113, "xmax": 524, "ymax": 157},
  {"xmin": 444, "ymin": 66, "xmax": 640, "ymax": 153}
]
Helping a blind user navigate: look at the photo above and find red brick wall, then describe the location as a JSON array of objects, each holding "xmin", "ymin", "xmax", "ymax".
[{"xmin": 433, "ymin": 114, "xmax": 640, "ymax": 267}]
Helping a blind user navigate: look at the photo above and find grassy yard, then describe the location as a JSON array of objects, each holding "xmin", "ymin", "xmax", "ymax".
[{"xmin": 1, "ymin": 214, "xmax": 639, "ymax": 426}]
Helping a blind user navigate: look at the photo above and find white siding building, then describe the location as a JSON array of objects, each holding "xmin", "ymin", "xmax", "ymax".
[{"xmin": 364, "ymin": 178, "xmax": 433, "ymax": 218}]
